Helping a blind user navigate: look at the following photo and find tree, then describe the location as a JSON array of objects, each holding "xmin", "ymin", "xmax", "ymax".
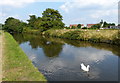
[
  {"xmin": 103, "ymin": 21, "xmax": 108, "ymax": 27},
  {"xmin": 33, "ymin": 17, "xmax": 42, "ymax": 29},
  {"xmin": 71, "ymin": 26, "xmax": 76, "ymax": 29},
  {"xmin": 4, "ymin": 17, "xmax": 26, "ymax": 33},
  {"xmin": 100, "ymin": 19, "xmax": 103, "ymax": 24},
  {"xmin": 40, "ymin": 8, "xmax": 65, "ymax": 31},
  {"xmin": 77, "ymin": 24, "xmax": 81, "ymax": 29},
  {"xmin": 91, "ymin": 24, "xmax": 101, "ymax": 29},
  {"xmin": 103, "ymin": 21, "xmax": 115, "ymax": 28},
  {"xmin": 27, "ymin": 15, "xmax": 37, "ymax": 29}
]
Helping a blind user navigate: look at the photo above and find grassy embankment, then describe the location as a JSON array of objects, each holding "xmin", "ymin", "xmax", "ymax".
[
  {"xmin": 43, "ymin": 29, "xmax": 120, "ymax": 45},
  {"xmin": 3, "ymin": 32, "xmax": 47, "ymax": 81}
]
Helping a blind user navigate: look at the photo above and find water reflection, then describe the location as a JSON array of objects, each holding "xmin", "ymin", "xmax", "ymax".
[
  {"xmin": 13, "ymin": 34, "xmax": 63, "ymax": 57},
  {"xmin": 13, "ymin": 33, "xmax": 119, "ymax": 81},
  {"xmin": 13, "ymin": 33, "xmax": 120, "ymax": 57}
]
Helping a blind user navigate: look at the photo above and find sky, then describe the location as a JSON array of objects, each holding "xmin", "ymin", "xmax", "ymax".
[{"xmin": 0, "ymin": 0, "xmax": 119, "ymax": 26}]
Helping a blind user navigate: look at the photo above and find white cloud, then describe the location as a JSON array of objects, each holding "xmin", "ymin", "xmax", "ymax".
[
  {"xmin": 60, "ymin": 0, "xmax": 118, "ymax": 24},
  {"xmin": 90, "ymin": 9, "xmax": 118, "ymax": 19},
  {"xmin": 60, "ymin": 0, "xmax": 118, "ymax": 12},
  {"xmin": 62, "ymin": 45, "xmax": 112, "ymax": 64},
  {"xmin": 0, "ymin": 0, "xmax": 37, "ymax": 7}
]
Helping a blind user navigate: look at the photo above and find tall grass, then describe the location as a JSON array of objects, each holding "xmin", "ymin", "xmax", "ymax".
[{"xmin": 44, "ymin": 29, "xmax": 120, "ymax": 45}]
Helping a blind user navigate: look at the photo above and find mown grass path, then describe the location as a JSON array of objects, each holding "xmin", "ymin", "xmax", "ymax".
[{"xmin": 2, "ymin": 32, "xmax": 47, "ymax": 81}]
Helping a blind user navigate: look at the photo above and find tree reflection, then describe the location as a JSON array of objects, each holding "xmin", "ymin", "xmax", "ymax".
[
  {"xmin": 13, "ymin": 33, "xmax": 64, "ymax": 57},
  {"xmin": 42, "ymin": 42, "xmax": 63, "ymax": 57},
  {"xmin": 13, "ymin": 33, "xmax": 120, "ymax": 57}
]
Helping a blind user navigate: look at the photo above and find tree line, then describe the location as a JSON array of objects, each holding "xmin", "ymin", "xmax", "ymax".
[
  {"xmin": 1, "ymin": 8, "xmax": 117, "ymax": 33},
  {"xmin": 3, "ymin": 8, "xmax": 65, "ymax": 33},
  {"xmin": 69, "ymin": 20, "xmax": 116, "ymax": 29}
]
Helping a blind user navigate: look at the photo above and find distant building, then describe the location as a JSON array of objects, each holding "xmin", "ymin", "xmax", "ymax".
[
  {"xmin": 108, "ymin": 26, "xmax": 120, "ymax": 29},
  {"xmin": 87, "ymin": 24, "xmax": 97, "ymax": 28},
  {"xmin": 70, "ymin": 24, "xmax": 84, "ymax": 28},
  {"xmin": 70, "ymin": 24, "xmax": 78, "ymax": 28}
]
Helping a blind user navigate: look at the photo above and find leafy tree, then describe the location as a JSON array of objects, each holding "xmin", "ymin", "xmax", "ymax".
[
  {"xmin": 82, "ymin": 27, "xmax": 87, "ymax": 29},
  {"xmin": 100, "ymin": 19, "xmax": 103, "ymax": 24},
  {"xmin": 4, "ymin": 17, "xmax": 26, "ymax": 33},
  {"xmin": 40, "ymin": 8, "xmax": 65, "ymax": 31},
  {"xmin": 27, "ymin": 15, "xmax": 37, "ymax": 29},
  {"xmin": 34, "ymin": 17, "xmax": 42, "ymax": 29},
  {"xmin": 71, "ymin": 26, "xmax": 76, "ymax": 29},
  {"xmin": 103, "ymin": 21, "xmax": 108, "ymax": 27},
  {"xmin": 77, "ymin": 24, "xmax": 81, "ymax": 29},
  {"xmin": 103, "ymin": 21, "xmax": 115, "ymax": 28},
  {"xmin": 91, "ymin": 24, "xmax": 101, "ymax": 29}
]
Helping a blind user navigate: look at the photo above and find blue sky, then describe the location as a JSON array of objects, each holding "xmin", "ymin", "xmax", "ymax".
[{"xmin": 0, "ymin": 0, "xmax": 119, "ymax": 26}]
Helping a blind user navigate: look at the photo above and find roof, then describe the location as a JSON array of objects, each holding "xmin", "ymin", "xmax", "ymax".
[
  {"xmin": 87, "ymin": 24, "xmax": 96, "ymax": 26},
  {"xmin": 70, "ymin": 24, "xmax": 84, "ymax": 27}
]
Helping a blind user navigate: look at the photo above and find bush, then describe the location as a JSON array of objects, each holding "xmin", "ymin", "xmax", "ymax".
[{"xmin": 82, "ymin": 27, "xmax": 87, "ymax": 29}]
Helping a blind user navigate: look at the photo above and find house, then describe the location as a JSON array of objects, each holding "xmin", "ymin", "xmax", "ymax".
[
  {"xmin": 108, "ymin": 26, "xmax": 120, "ymax": 29},
  {"xmin": 70, "ymin": 24, "xmax": 78, "ymax": 28},
  {"xmin": 69, "ymin": 24, "xmax": 84, "ymax": 28},
  {"xmin": 87, "ymin": 24, "xmax": 97, "ymax": 28}
]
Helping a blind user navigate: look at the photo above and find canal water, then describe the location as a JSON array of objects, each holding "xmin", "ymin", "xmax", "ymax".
[{"xmin": 13, "ymin": 33, "xmax": 119, "ymax": 81}]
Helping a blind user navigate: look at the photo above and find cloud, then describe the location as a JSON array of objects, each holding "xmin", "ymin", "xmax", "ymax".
[
  {"xmin": 90, "ymin": 9, "xmax": 118, "ymax": 19},
  {"xmin": 0, "ymin": 0, "xmax": 37, "ymax": 7},
  {"xmin": 62, "ymin": 45, "xmax": 112, "ymax": 64},
  {"xmin": 60, "ymin": 0, "xmax": 118, "ymax": 12},
  {"xmin": 60, "ymin": 0, "xmax": 118, "ymax": 24}
]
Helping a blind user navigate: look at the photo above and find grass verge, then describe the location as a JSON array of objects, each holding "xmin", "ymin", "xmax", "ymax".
[
  {"xmin": 3, "ymin": 32, "xmax": 47, "ymax": 81},
  {"xmin": 44, "ymin": 29, "xmax": 120, "ymax": 45}
]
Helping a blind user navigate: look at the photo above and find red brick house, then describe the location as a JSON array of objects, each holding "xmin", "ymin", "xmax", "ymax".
[
  {"xmin": 70, "ymin": 24, "xmax": 84, "ymax": 28},
  {"xmin": 87, "ymin": 24, "xmax": 96, "ymax": 28}
]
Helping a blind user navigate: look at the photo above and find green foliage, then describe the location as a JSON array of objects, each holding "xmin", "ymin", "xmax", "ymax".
[
  {"xmin": 4, "ymin": 17, "xmax": 26, "ymax": 33},
  {"xmin": 26, "ymin": 8, "xmax": 65, "ymax": 32},
  {"xmin": 4, "ymin": 8, "xmax": 65, "ymax": 33},
  {"xmin": 44, "ymin": 29, "xmax": 120, "ymax": 45},
  {"xmin": 71, "ymin": 26, "xmax": 76, "ymax": 29},
  {"xmin": 62, "ymin": 30, "xmax": 83, "ymax": 39},
  {"xmin": 77, "ymin": 24, "xmax": 81, "ymax": 29},
  {"xmin": 27, "ymin": 15, "xmax": 42, "ymax": 29},
  {"xmin": 91, "ymin": 24, "xmax": 101, "ymax": 29},
  {"xmin": 82, "ymin": 27, "xmax": 87, "ymax": 29},
  {"xmin": 103, "ymin": 21, "xmax": 115, "ymax": 28},
  {"xmin": 40, "ymin": 8, "xmax": 65, "ymax": 31},
  {"xmin": 27, "ymin": 15, "xmax": 37, "ymax": 28},
  {"xmin": 64, "ymin": 26, "xmax": 70, "ymax": 29}
]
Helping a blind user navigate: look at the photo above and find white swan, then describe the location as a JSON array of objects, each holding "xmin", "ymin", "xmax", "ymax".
[{"xmin": 81, "ymin": 63, "xmax": 90, "ymax": 72}]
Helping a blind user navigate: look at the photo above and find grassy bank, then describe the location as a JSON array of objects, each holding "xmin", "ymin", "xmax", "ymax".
[
  {"xmin": 43, "ymin": 29, "xmax": 120, "ymax": 45},
  {"xmin": 3, "ymin": 32, "xmax": 47, "ymax": 81},
  {"xmin": 23, "ymin": 28, "xmax": 41, "ymax": 35}
]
